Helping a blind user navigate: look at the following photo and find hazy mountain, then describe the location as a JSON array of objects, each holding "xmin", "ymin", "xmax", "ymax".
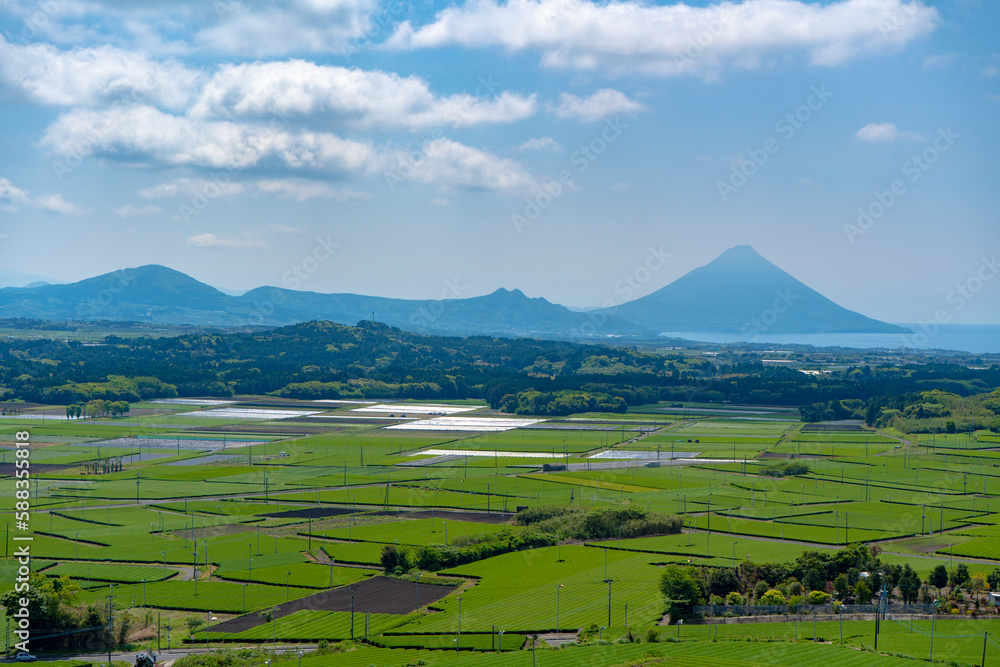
[
  {"xmin": 0, "ymin": 265, "xmax": 650, "ymax": 338},
  {"xmin": 0, "ymin": 249, "xmax": 907, "ymax": 338},
  {"xmin": 0, "ymin": 269, "xmax": 61, "ymax": 288},
  {"xmin": 614, "ymin": 245, "xmax": 909, "ymax": 334}
]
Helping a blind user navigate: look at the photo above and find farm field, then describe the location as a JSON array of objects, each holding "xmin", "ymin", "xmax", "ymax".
[{"xmin": 6, "ymin": 396, "xmax": 1000, "ymax": 666}]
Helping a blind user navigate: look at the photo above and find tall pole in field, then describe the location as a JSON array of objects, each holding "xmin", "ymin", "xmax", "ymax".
[
  {"xmin": 556, "ymin": 584, "xmax": 563, "ymax": 634},
  {"xmin": 607, "ymin": 580, "xmax": 612, "ymax": 628},
  {"xmin": 350, "ymin": 587, "xmax": 356, "ymax": 639}
]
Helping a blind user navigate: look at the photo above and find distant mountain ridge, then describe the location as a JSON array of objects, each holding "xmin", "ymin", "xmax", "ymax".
[
  {"xmin": 0, "ymin": 246, "xmax": 907, "ymax": 338},
  {"xmin": 0, "ymin": 265, "xmax": 650, "ymax": 338}
]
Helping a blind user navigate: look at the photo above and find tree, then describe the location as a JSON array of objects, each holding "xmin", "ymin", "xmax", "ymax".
[
  {"xmin": 834, "ymin": 574, "xmax": 850, "ymax": 600},
  {"xmin": 930, "ymin": 565, "xmax": 949, "ymax": 593},
  {"xmin": 950, "ymin": 563, "xmax": 970, "ymax": 589},
  {"xmin": 854, "ymin": 580, "xmax": 872, "ymax": 603},
  {"xmin": 802, "ymin": 568, "xmax": 825, "ymax": 592},
  {"xmin": 184, "ymin": 616, "xmax": 204, "ymax": 638},
  {"xmin": 987, "ymin": 568, "xmax": 1000, "ymax": 592},
  {"xmin": 970, "ymin": 573, "xmax": 988, "ymax": 608},
  {"xmin": 898, "ymin": 565, "xmax": 922, "ymax": 604},
  {"xmin": 759, "ymin": 589, "xmax": 786, "ymax": 606},
  {"xmin": 707, "ymin": 568, "xmax": 739, "ymax": 597},
  {"xmin": 660, "ymin": 566, "xmax": 702, "ymax": 622},
  {"xmin": 380, "ymin": 544, "xmax": 411, "ymax": 574}
]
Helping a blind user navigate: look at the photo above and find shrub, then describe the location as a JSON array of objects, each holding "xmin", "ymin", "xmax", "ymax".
[
  {"xmin": 758, "ymin": 589, "xmax": 786, "ymax": 606},
  {"xmin": 808, "ymin": 590, "xmax": 831, "ymax": 605}
]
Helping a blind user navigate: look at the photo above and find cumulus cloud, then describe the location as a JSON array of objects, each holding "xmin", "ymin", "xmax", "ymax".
[
  {"xmin": 391, "ymin": 138, "xmax": 538, "ymax": 192},
  {"xmin": 855, "ymin": 122, "xmax": 900, "ymax": 142},
  {"xmin": 0, "ymin": 0, "xmax": 379, "ymax": 58},
  {"xmin": 42, "ymin": 105, "xmax": 381, "ymax": 172},
  {"xmin": 113, "ymin": 203, "xmax": 164, "ymax": 217},
  {"xmin": 922, "ymin": 53, "xmax": 956, "ymax": 70},
  {"xmin": 194, "ymin": 0, "xmax": 379, "ymax": 57},
  {"xmin": 186, "ymin": 232, "xmax": 266, "ymax": 248},
  {"xmin": 855, "ymin": 122, "xmax": 923, "ymax": 142},
  {"xmin": 387, "ymin": 0, "xmax": 939, "ymax": 76},
  {"xmin": 517, "ymin": 137, "xmax": 561, "ymax": 152},
  {"xmin": 0, "ymin": 36, "xmax": 200, "ymax": 110},
  {"xmin": 138, "ymin": 179, "xmax": 244, "ymax": 199},
  {"xmin": 252, "ymin": 179, "xmax": 371, "ymax": 202},
  {"xmin": 0, "ymin": 176, "xmax": 79, "ymax": 213},
  {"xmin": 0, "ymin": 177, "xmax": 31, "ymax": 206},
  {"xmin": 551, "ymin": 89, "xmax": 645, "ymax": 121},
  {"xmin": 0, "ymin": 39, "xmax": 536, "ymax": 132},
  {"xmin": 42, "ymin": 106, "xmax": 536, "ymax": 193},
  {"xmin": 189, "ymin": 60, "xmax": 537, "ymax": 129}
]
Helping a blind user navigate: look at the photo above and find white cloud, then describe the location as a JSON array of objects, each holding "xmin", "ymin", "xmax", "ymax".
[
  {"xmin": 387, "ymin": 0, "xmax": 939, "ymax": 76},
  {"xmin": 194, "ymin": 0, "xmax": 378, "ymax": 57},
  {"xmin": 186, "ymin": 232, "xmax": 266, "ymax": 248},
  {"xmin": 253, "ymin": 179, "xmax": 371, "ymax": 202},
  {"xmin": 43, "ymin": 106, "xmax": 536, "ymax": 193},
  {"xmin": 34, "ymin": 194, "xmax": 80, "ymax": 214},
  {"xmin": 268, "ymin": 224, "xmax": 304, "ymax": 233},
  {"xmin": 922, "ymin": 53, "xmax": 956, "ymax": 70},
  {"xmin": 855, "ymin": 122, "xmax": 899, "ymax": 142},
  {"xmin": 393, "ymin": 138, "xmax": 538, "ymax": 192},
  {"xmin": 0, "ymin": 36, "xmax": 199, "ymax": 110},
  {"xmin": 517, "ymin": 137, "xmax": 561, "ymax": 152},
  {"xmin": 0, "ymin": 176, "xmax": 78, "ymax": 214},
  {"xmin": 0, "ymin": 39, "xmax": 535, "ymax": 133},
  {"xmin": 1, "ymin": 0, "xmax": 379, "ymax": 58},
  {"xmin": 189, "ymin": 60, "xmax": 536, "ymax": 129},
  {"xmin": 552, "ymin": 89, "xmax": 645, "ymax": 122},
  {"xmin": 138, "ymin": 178, "xmax": 244, "ymax": 199},
  {"xmin": 42, "ymin": 105, "xmax": 381, "ymax": 172},
  {"xmin": 855, "ymin": 122, "xmax": 923, "ymax": 142},
  {"xmin": 0, "ymin": 177, "xmax": 31, "ymax": 206},
  {"xmin": 113, "ymin": 203, "xmax": 164, "ymax": 218}
]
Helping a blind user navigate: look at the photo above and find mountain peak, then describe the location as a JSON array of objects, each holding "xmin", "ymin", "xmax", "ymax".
[{"xmin": 615, "ymin": 246, "xmax": 908, "ymax": 334}]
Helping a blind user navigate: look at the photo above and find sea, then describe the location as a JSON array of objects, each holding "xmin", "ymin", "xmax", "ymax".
[{"xmin": 659, "ymin": 324, "xmax": 1000, "ymax": 355}]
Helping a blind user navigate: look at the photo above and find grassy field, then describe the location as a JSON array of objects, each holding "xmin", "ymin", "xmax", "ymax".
[{"xmin": 7, "ymin": 397, "xmax": 1000, "ymax": 665}]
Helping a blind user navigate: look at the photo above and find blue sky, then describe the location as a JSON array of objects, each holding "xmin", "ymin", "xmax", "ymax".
[{"xmin": 0, "ymin": 0, "xmax": 997, "ymax": 325}]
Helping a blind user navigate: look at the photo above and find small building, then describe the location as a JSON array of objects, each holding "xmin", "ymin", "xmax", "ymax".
[{"xmin": 989, "ymin": 592, "xmax": 1000, "ymax": 606}]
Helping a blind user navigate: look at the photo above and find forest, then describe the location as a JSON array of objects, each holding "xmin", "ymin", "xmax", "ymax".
[{"xmin": 1, "ymin": 320, "xmax": 998, "ymax": 430}]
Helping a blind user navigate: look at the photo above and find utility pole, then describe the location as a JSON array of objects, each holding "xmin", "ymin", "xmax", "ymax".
[{"xmin": 106, "ymin": 591, "xmax": 114, "ymax": 667}]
